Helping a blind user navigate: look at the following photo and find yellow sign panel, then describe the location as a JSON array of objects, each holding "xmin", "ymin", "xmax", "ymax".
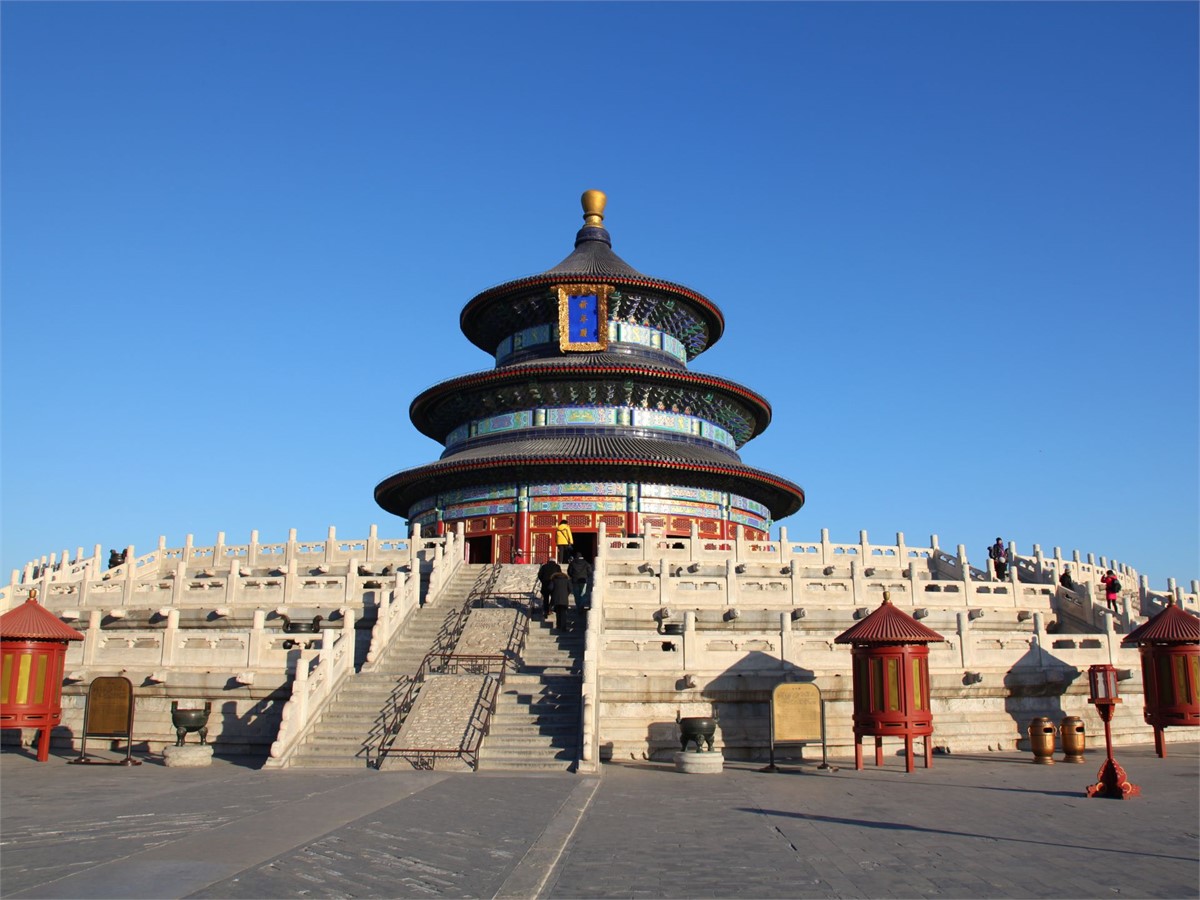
[{"xmin": 772, "ymin": 682, "xmax": 822, "ymax": 743}]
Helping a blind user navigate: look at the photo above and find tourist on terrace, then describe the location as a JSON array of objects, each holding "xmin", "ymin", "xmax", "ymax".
[
  {"xmin": 1101, "ymin": 569, "xmax": 1121, "ymax": 613},
  {"xmin": 556, "ymin": 519, "xmax": 574, "ymax": 563},
  {"xmin": 1059, "ymin": 566, "xmax": 1075, "ymax": 590},
  {"xmin": 988, "ymin": 538, "xmax": 1008, "ymax": 581}
]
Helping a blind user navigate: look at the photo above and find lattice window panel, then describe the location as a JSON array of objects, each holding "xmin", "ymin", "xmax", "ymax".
[
  {"xmin": 497, "ymin": 534, "xmax": 513, "ymax": 563},
  {"xmin": 598, "ymin": 513, "xmax": 625, "ymax": 533},
  {"xmin": 532, "ymin": 514, "xmax": 559, "ymax": 529},
  {"xmin": 532, "ymin": 532, "xmax": 553, "ymax": 562}
]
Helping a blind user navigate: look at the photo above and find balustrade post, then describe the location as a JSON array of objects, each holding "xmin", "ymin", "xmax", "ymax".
[
  {"xmin": 286, "ymin": 529, "xmax": 298, "ymax": 566},
  {"xmin": 367, "ymin": 524, "xmax": 379, "ymax": 561},
  {"xmin": 248, "ymin": 610, "xmax": 266, "ymax": 668},
  {"xmin": 92, "ymin": 544, "xmax": 104, "ymax": 574},
  {"xmin": 850, "ymin": 559, "xmax": 864, "ymax": 606},
  {"xmin": 226, "ymin": 560, "xmax": 239, "ymax": 606},
  {"xmin": 689, "ymin": 521, "xmax": 699, "ymax": 561},
  {"xmin": 1104, "ymin": 612, "xmax": 1119, "ymax": 664},
  {"xmin": 120, "ymin": 545, "xmax": 136, "ymax": 607},
  {"xmin": 326, "ymin": 525, "xmax": 337, "ymax": 563},
  {"xmin": 725, "ymin": 557, "xmax": 736, "ymax": 606},
  {"xmin": 957, "ymin": 544, "xmax": 973, "ymax": 594},
  {"xmin": 184, "ymin": 534, "xmax": 195, "ymax": 565},
  {"xmin": 162, "ymin": 609, "xmax": 180, "ymax": 666},
  {"xmin": 957, "ymin": 611, "xmax": 971, "ymax": 669},
  {"xmin": 682, "ymin": 610, "xmax": 696, "ymax": 669},
  {"xmin": 1031, "ymin": 612, "xmax": 1049, "ymax": 667},
  {"xmin": 1007, "ymin": 541, "xmax": 1020, "ymax": 586},
  {"xmin": 83, "ymin": 610, "xmax": 102, "ymax": 666},
  {"xmin": 172, "ymin": 560, "xmax": 186, "ymax": 605},
  {"xmin": 896, "ymin": 531, "xmax": 907, "ymax": 564},
  {"xmin": 214, "ymin": 532, "xmax": 226, "ymax": 571},
  {"xmin": 283, "ymin": 558, "xmax": 298, "ymax": 606},
  {"xmin": 779, "ymin": 611, "xmax": 792, "ymax": 665},
  {"xmin": 907, "ymin": 560, "xmax": 921, "ymax": 599},
  {"xmin": 658, "ymin": 558, "xmax": 668, "ymax": 606},
  {"xmin": 820, "ymin": 528, "xmax": 832, "ymax": 567}
]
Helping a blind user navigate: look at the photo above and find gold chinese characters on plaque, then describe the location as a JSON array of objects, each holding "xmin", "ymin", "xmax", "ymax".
[
  {"xmin": 772, "ymin": 682, "xmax": 823, "ymax": 743},
  {"xmin": 554, "ymin": 283, "xmax": 611, "ymax": 353}
]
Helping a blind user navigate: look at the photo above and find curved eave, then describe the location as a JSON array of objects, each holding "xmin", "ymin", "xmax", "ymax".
[
  {"xmin": 409, "ymin": 363, "xmax": 772, "ymax": 443},
  {"xmin": 374, "ymin": 456, "xmax": 805, "ymax": 520},
  {"xmin": 459, "ymin": 273, "xmax": 726, "ymax": 354}
]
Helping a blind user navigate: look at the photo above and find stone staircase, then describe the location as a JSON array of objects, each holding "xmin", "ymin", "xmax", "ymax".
[
  {"xmin": 476, "ymin": 606, "xmax": 584, "ymax": 772},
  {"xmin": 286, "ymin": 564, "xmax": 488, "ymax": 768}
]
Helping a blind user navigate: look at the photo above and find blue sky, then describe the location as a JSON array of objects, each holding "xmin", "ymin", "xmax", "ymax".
[{"xmin": 2, "ymin": 2, "xmax": 1196, "ymax": 588}]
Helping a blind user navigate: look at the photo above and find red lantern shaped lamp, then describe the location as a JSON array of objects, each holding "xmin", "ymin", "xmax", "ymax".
[
  {"xmin": 0, "ymin": 590, "xmax": 84, "ymax": 762},
  {"xmin": 1120, "ymin": 598, "xmax": 1199, "ymax": 758},
  {"xmin": 834, "ymin": 591, "xmax": 946, "ymax": 773}
]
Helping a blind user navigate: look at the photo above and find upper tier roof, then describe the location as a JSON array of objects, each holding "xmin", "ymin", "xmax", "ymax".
[{"xmin": 459, "ymin": 192, "xmax": 725, "ymax": 357}]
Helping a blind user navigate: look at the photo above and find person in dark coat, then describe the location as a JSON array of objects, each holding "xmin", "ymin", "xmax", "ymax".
[
  {"xmin": 549, "ymin": 571, "xmax": 572, "ymax": 631},
  {"xmin": 988, "ymin": 538, "xmax": 1007, "ymax": 581},
  {"xmin": 536, "ymin": 560, "xmax": 561, "ymax": 618},
  {"xmin": 567, "ymin": 552, "xmax": 593, "ymax": 612}
]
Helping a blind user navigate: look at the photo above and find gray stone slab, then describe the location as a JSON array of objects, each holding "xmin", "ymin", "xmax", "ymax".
[{"xmin": 2, "ymin": 744, "xmax": 1196, "ymax": 899}]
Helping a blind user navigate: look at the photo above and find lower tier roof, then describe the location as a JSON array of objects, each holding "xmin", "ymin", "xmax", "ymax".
[{"xmin": 374, "ymin": 437, "xmax": 805, "ymax": 520}]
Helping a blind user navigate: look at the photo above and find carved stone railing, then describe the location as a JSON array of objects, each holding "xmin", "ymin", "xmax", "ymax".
[
  {"xmin": 264, "ymin": 609, "xmax": 357, "ymax": 767},
  {"xmin": 3, "ymin": 525, "xmax": 418, "ymax": 614}
]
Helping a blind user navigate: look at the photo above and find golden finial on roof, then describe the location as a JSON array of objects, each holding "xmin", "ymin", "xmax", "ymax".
[
  {"xmin": 581, "ymin": 189, "xmax": 607, "ymax": 228},
  {"xmin": 882, "ymin": 590, "xmax": 891, "ymax": 605}
]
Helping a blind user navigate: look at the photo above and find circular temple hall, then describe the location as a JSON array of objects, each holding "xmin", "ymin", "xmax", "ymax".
[{"xmin": 374, "ymin": 191, "xmax": 805, "ymax": 563}]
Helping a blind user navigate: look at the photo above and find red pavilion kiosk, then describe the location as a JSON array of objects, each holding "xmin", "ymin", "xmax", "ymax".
[
  {"xmin": 1, "ymin": 590, "xmax": 84, "ymax": 761},
  {"xmin": 1120, "ymin": 598, "xmax": 1200, "ymax": 758},
  {"xmin": 835, "ymin": 592, "xmax": 946, "ymax": 772}
]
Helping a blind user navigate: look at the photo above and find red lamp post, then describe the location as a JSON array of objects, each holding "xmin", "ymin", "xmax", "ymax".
[{"xmin": 1085, "ymin": 663, "xmax": 1140, "ymax": 799}]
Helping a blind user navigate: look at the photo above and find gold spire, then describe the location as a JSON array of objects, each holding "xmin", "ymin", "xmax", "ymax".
[{"xmin": 581, "ymin": 189, "xmax": 606, "ymax": 228}]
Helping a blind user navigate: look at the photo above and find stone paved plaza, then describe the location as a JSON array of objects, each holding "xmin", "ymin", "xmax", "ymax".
[{"xmin": 1, "ymin": 742, "xmax": 1196, "ymax": 899}]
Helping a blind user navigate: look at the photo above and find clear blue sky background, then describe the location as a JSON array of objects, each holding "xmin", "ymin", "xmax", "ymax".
[{"xmin": 2, "ymin": 2, "xmax": 1196, "ymax": 588}]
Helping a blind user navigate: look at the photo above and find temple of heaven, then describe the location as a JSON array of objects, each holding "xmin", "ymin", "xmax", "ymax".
[{"xmin": 374, "ymin": 191, "xmax": 805, "ymax": 564}]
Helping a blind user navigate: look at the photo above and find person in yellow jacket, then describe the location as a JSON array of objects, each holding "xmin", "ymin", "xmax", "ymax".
[{"xmin": 555, "ymin": 519, "xmax": 574, "ymax": 563}]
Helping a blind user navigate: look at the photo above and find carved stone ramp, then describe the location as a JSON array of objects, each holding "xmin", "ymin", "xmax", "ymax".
[
  {"xmin": 287, "ymin": 564, "xmax": 489, "ymax": 768},
  {"xmin": 378, "ymin": 673, "xmax": 493, "ymax": 772}
]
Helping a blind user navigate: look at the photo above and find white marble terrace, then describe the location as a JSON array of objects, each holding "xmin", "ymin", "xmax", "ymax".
[{"xmin": 3, "ymin": 524, "xmax": 1196, "ymax": 763}]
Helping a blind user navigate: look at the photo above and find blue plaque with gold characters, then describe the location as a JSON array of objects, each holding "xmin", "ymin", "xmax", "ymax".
[{"xmin": 555, "ymin": 283, "xmax": 611, "ymax": 352}]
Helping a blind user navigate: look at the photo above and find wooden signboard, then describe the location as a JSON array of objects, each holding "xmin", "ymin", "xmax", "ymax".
[
  {"xmin": 767, "ymin": 682, "xmax": 829, "ymax": 770},
  {"xmin": 70, "ymin": 676, "xmax": 141, "ymax": 766}
]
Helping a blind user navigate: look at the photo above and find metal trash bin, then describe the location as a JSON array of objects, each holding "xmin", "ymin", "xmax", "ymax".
[
  {"xmin": 1059, "ymin": 715, "xmax": 1085, "ymax": 763},
  {"xmin": 1028, "ymin": 717, "xmax": 1056, "ymax": 764}
]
